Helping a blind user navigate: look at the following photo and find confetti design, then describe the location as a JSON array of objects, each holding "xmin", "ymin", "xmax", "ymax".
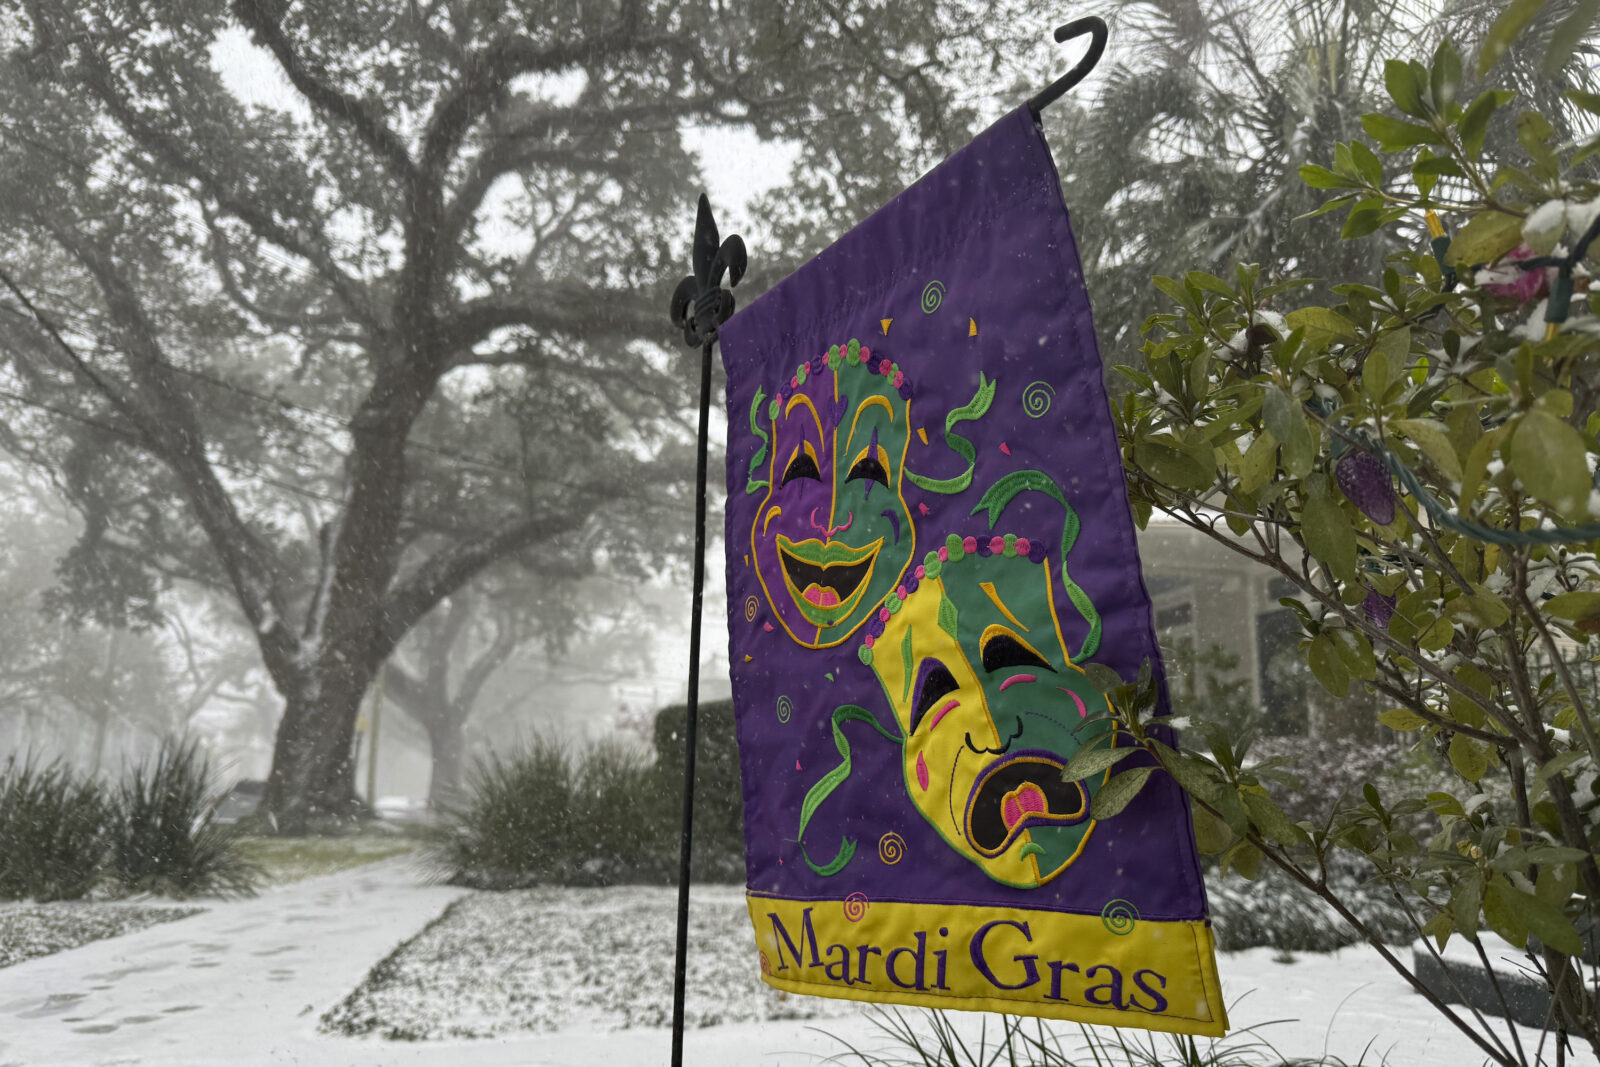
[
  {"xmin": 1022, "ymin": 380, "xmax": 1055, "ymax": 418},
  {"xmin": 920, "ymin": 280, "xmax": 945, "ymax": 314},
  {"xmin": 842, "ymin": 892, "xmax": 870, "ymax": 922},
  {"xmin": 775, "ymin": 695, "xmax": 793, "ymax": 724},
  {"xmin": 877, "ymin": 832, "xmax": 906, "ymax": 865},
  {"xmin": 744, "ymin": 595, "xmax": 760, "ymax": 622},
  {"xmin": 1101, "ymin": 898, "xmax": 1139, "ymax": 936}
]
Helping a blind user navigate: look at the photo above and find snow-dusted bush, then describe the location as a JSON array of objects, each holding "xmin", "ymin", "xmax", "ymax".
[
  {"xmin": 0, "ymin": 756, "xmax": 111, "ymax": 901},
  {"xmin": 1208, "ymin": 862, "xmax": 1414, "ymax": 953}
]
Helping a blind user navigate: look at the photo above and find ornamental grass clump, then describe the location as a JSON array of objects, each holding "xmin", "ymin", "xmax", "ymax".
[
  {"xmin": 108, "ymin": 738, "xmax": 259, "ymax": 898},
  {"xmin": 0, "ymin": 756, "xmax": 111, "ymax": 902},
  {"xmin": 437, "ymin": 735, "xmax": 674, "ymax": 889}
]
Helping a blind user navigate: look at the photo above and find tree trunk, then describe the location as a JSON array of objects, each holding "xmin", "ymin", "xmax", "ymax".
[
  {"xmin": 425, "ymin": 714, "xmax": 466, "ymax": 810},
  {"xmin": 261, "ymin": 669, "xmax": 367, "ymax": 833}
]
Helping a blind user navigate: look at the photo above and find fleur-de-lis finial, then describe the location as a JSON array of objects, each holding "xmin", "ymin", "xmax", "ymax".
[{"xmin": 669, "ymin": 194, "xmax": 746, "ymax": 348}]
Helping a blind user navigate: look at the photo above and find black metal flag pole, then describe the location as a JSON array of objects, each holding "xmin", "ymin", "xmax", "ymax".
[{"xmin": 667, "ymin": 194, "xmax": 745, "ymax": 1067}]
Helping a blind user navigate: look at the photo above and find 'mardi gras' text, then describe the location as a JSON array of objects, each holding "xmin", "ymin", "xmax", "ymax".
[{"xmin": 766, "ymin": 906, "xmax": 1170, "ymax": 1013}]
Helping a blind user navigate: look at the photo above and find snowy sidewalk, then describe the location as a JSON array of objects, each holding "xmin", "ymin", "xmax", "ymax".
[{"xmin": 0, "ymin": 857, "xmax": 466, "ymax": 1067}]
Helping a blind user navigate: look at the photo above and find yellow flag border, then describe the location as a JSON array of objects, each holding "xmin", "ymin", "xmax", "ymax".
[{"xmin": 748, "ymin": 893, "xmax": 1228, "ymax": 1038}]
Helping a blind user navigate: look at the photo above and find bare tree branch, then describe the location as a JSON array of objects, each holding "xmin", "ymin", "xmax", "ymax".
[{"xmin": 230, "ymin": 0, "xmax": 419, "ymax": 184}]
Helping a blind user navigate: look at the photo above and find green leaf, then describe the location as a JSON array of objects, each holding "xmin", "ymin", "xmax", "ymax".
[
  {"xmin": 1240, "ymin": 430, "xmax": 1277, "ymax": 494},
  {"xmin": 1385, "ymin": 59, "xmax": 1429, "ymax": 117},
  {"xmin": 1568, "ymin": 89, "xmax": 1600, "ymax": 115},
  {"xmin": 1350, "ymin": 142, "xmax": 1385, "ymax": 188},
  {"xmin": 1392, "ymin": 418, "xmax": 1463, "ymax": 482},
  {"xmin": 1062, "ymin": 743, "xmax": 1140, "ymax": 782},
  {"xmin": 1298, "ymin": 164, "xmax": 1351, "ymax": 190},
  {"xmin": 1222, "ymin": 838, "xmax": 1262, "ymax": 880},
  {"xmin": 1423, "ymin": 909, "xmax": 1455, "ymax": 952},
  {"xmin": 1163, "ymin": 752, "xmax": 1224, "ymax": 804},
  {"xmin": 1508, "ymin": 412, "xmax": 1592, "ymax": 514},
  {"xmin": 1543, "ymin": 591, "xmax": 1600, "ymax": 622},
  {"xmin": 1152, "ymin": 274, "xmax": 1192, "ymax": 308},
  {"xmin": 1484, "ymin": 876, "xmax": 1531, "ymax": 946},
  {"xmin": 1479, "ymin": 0, "xmax": 1547, "ymax": 76},
  {"xmin": 1427, "ymin": 791, "xmax": 1466, "ymax": 817},
  {"xmin": 1261, "ymin": 386, "xmax": 1315, "ymax": 477},
  {"xmin": 1350, "ymin": 143, "xmax": 1388, "ymax": 187},
  {"xmin": 1285, "ymin": 306, "xmax": 1359, "ymax": 340},
  {"xmin": 1544, "ymin": 0, "xmax": 1600, "ymax": 77},
  {"xmin": 1192, "ymin": 804, "xmax": 1231, "ymax": 854},
  {"xmin": 1446, "ymin": 592, "xmax": 1512, "ymax": 630},
  {"xmin": 1342, "ymin": 202, "xmax": 1386, "ymax": 239},
  {"xmin": 1365, "ymin": 327, "xmax": 1409, "ymax": 400},
  {"xmin": 1361, "ymin": 113, "xmax": 1448, "ymax": 149},
  {"xmin": 1495, "ymin": 877, "xmax": 1585, "ymax": 955},
  {"xmin": 1460, "ymin": 90, "xmax": 1513, "ymax": 160},
  {"xmin": 1380, "ymin": 708, "xmax": 1429, "ymax": 730},
  {"xmin": 1134, "ymin": 440, "xmax": 1214, "ymax": 492},
  {"xmin": 1445, "ymin": 211, "xmax": 1524, "ymax": 267},
  {"xmin": 1431, "ymin": 38, "xmax": 1462, "ymax": 112},
  {"xmin": 1080, "ymin": 662, "xmax": 1124, "ymax": 693},
  {"xmin": 1451, "ymin": 875, "xmax": 1483, "ymax": 938},
  {"xmin": 1308, "ymin": 632, "xmax": 1352, "ymax": 697},
  {"xmin": 1302, "ymin": 496, "xmax": 1358, "ymax": 582},
  {"xmin": 1185, "ymin": 271, "xmax": 1235, "ymax": 298},
  {"xmin": 1450, "ymin": 732, "xmax": 1490, "ymax": 783},
  {"xmin": 1242, "ymin": 790, "xmax": 1307, "ymax": 846},
  {"xmin": 1419, "ymin": 616, "xmax": 1455, "ymax": 652},
  {"xmin": 1536, "ymin": 860, "xmax": 1579, "ymax": 909},
  {"xmin": 1091, "ymin": 765, "xmax": 1157, "ymax": 820},
  {"xmin": 1518, "ymin": 112, "xmax": 1559, "ymax": 170}
]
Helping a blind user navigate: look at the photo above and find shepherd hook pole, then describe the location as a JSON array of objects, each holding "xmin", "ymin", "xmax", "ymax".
[{"xmin": 667, "ymin": 194, "xmax": 745, "ymax": 1067}]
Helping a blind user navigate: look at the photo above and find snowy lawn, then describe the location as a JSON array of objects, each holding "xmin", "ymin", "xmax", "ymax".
[
  {"xmin": 0, "ymin": 862, "xmax": 1556, "ymax": 1066},
  {"xmin": 0, "ymin": 903, "xmax": 203, "ymax": 970},
  {"xmin": 321, "ymin": 884, "xmax": 839, "ymax": 1038}
]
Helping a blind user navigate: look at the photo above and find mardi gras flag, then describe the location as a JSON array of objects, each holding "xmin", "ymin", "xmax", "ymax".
[{"xmin": 717, "ymin": 106, "xmax": 1227, "ymax": 1036}]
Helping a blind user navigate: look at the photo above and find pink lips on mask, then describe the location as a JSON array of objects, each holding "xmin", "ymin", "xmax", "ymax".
[
  {"xmin": 1001, "ymin": 783, "xmax": 1048, "ymax": 831},
  {"xmin": 803, "ymin": 585, "xmax": 842, "ymax": 607}
]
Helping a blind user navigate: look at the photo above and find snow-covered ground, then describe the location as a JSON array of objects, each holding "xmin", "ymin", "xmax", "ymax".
[
  {"xmin": 0, "ymin": 859, "xmax": 1552, "ymax": 1066},
  {"xmin": 0, "ymin": 903, "xmax": 203, "ymax": 970},
  {"xmin": 321, "ymin": 884, "xmax": 839, "ymax": 1038}
]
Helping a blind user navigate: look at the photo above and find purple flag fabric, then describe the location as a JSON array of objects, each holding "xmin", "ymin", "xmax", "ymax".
[{"xmin": 717, "ymin": 106, "xmax": 1227, "ymax": 1035}]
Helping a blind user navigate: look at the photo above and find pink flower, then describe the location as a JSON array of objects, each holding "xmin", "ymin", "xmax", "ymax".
[{"xmin": 1481, "ymin": 245, "xmax": 1549, "ymax": 303}]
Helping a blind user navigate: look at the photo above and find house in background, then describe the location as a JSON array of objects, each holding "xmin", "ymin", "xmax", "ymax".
[{"xmin": 1137, "ymin": 518, "xmax": 1317, "ymax": 735}]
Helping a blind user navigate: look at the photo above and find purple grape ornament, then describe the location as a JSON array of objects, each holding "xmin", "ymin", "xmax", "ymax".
[
  {"xmin": 1361, "ymin": 587, "xmax": 1396, "ymax": 629},
  {"xmin": 1336, "ymin": 451, "xmax": 1396, "ymax": 526}
]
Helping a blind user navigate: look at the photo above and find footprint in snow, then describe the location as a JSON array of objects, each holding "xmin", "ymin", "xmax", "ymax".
[{"xmin": 16, "ymin": 993, "xmax": 86, "ymax": 1018}]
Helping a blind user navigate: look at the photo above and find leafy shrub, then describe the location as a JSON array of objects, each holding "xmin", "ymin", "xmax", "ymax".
[
  {"xmin": 1108, "ymin": 20, "xmax": 1600, "ymax": 1057},
  {"xmin": 653, "ymin": 698, "xmax": 745, "ymax": 882},
  {"xmin": 107, "ymin": 738, "xmax": 259, "ymax": 898},
  {"xmin": 0, "ymin": 756, "xmax": 111, "ymax": 901},
  {"xmin": 439, "ymin": 735, "xmax": 675, "ymax": 888}
]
